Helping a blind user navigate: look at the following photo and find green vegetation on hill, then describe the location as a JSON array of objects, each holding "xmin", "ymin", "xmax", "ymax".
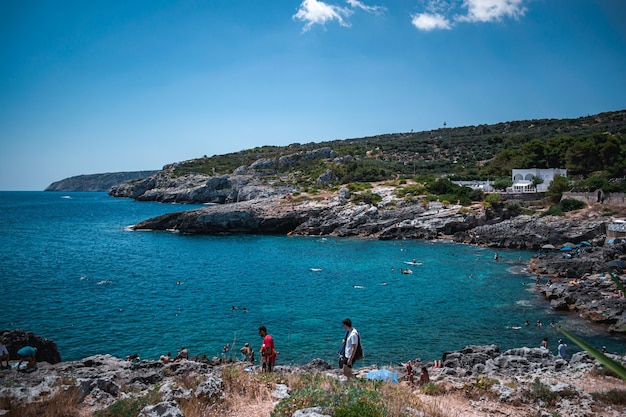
[{"xmin": 169, "ymin": 110, "xmax": 626, "ymax": 194}]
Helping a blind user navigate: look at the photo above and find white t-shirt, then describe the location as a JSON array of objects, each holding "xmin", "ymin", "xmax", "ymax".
[{"xmin": 345, "ymin": 328, "xmax": 359, "ymax": 359}]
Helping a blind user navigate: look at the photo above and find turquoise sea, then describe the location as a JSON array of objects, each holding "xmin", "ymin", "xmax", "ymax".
[{"xmin": 1, "ymin": 192, "xmax": 624, "ymax": 366}]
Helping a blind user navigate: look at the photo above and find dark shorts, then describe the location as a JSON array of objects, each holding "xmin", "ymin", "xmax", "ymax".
[{"xmin": 262, "ymin": 359, "xmax": 275, "ymax": 372}]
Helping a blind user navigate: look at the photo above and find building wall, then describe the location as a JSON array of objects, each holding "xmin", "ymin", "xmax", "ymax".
[
  {"xmin": 511, "ymin": 168, "xmax": 567, "ymax": 192},
  {"xmin": 562, "ymin": 192, "xmax": 626, "ymax": 206}
]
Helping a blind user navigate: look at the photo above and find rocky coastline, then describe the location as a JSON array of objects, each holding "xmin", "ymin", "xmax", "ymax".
[
  {"xmin": 58, "ymin": 168, "xmax": 613, "ymax": 415},
  {"xmin": 3, "ymin": 204, "xmax": 626, "ymax": 415},
  {"xmin": 120, "ymin": 167, "xmax": 626, "ymax": 336},
  {"xmin": 1, "ymin": 336, "xmax": 625, "ymax": 417}
]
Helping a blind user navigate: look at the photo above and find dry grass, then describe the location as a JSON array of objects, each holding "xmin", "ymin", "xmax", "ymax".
[
  {"xmin": 180, "ymin": 364, "xmax": 276, "ymax": 417},
  {"xmin": 0, "ymin": 385, "xmax": 82, "ymax": 417},
  {"xmin": 6, "ymin": 365, "xmax": 625, "ymax": 417}
]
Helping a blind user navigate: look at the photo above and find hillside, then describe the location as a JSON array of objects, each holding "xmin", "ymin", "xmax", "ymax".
[
  {"xmin": 45, "ymin": 171, "xmax": 159, "ymax": 192},
  {"xmin": 166, "ymin": 110, "xmax": 626, "ymax": 185},
  {"xmin": 51, "ymin": 110, "xmax": 626, "ymax": 194}
]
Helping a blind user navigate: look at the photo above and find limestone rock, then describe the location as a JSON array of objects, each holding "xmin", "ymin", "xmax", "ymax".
[
  {"xmin": 1, "ymin": 329, "xmax": 61, "ymax": 364},
  {"xmin": 454, "ymin": 215, "xmax": 606, "ymax": 250},
  {"xmin": 293, "ymin": 407, "xmax": 332, "ymax": 417},
  {"xmin": 138, "ymin": 401, "xmax": 184, "ymax": 417},
  {"xmin": 194, "ymin": 375, "xmax": 223, "ymax": 400}
]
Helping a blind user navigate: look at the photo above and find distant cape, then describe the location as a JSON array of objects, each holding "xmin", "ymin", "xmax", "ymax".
[{"xmin": 44, "ymin": 171, "xmax": 159, "ymax": 192}]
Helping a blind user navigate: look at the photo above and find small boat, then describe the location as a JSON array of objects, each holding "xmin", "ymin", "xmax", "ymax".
[
  {"xmin": 404, "ymin": 261, "xmax": 423, "ymax": 266},
  {"xmin": 310, "ymin": 268, "xmax": 322, "ymax": 272}
]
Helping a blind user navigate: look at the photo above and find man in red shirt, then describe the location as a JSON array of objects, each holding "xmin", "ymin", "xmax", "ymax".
[{"xmin": 258, "ymin": 326, "xmax": 276, "ymax": 372}]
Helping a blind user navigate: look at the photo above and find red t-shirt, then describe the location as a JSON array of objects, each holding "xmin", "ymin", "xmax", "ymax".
[{"xmin": 261, "ymin": 335, "xmax": 276, "ymax": 361}]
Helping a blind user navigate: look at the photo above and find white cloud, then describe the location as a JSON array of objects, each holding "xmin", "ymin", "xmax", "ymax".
[
  {"xmin": 346, "ymin": 0, "xmax": 386, "ymax": 14},
  {"xmin": 293, "ymin": 0, "xmax": 385, "ymax": 32},
  {"xmin": 411, "ymin": 13, "xmax": 452, "ymax": 31},
  {"xmin": 456, "ymin": 0, "xmax": 527, "ymax": 23},
  {"xmin": 293, "ymin": 0, "xmax": 353, "ymax": 32}
]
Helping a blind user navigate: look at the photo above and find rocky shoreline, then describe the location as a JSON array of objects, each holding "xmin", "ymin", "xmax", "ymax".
[{"xmin": 1, "ymin": 340, "xmax": 625, "ymax": 417}]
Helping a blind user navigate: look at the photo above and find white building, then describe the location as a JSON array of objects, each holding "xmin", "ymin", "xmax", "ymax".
[
  {"xmin": 451, "ymin": 180, "xmax": 495, "ymax": 192},
  {"xmin": 511, "ymin": 168, "xmax": 567, "ymax": 193}
]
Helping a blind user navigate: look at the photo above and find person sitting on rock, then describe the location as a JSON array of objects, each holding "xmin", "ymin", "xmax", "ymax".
[
  {"xmin": 126, "ymin": 353, "xmax": 140, "ymax": 364},
  {"xmin": 419, "ymin": 367, "xmax": 430, "ymax": 385},
  {"xmin": 240, "ymin": 343, "xmax": 254, "ymax": 363},
  {"xmin": 17, "ymin": 346, "xmax": 37, "ymax": 370},
  {"xmin": 174, "ymin": 347, "xmax": 188, "ymax": 361}
]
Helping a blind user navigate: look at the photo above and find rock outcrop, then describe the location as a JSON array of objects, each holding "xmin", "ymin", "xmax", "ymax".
[
  {"xmin": 131, "ymin": 196, "xmax": 616, "ymax": 251},
  {"xmin": 130, "ymin": 196, "xmax": 492, "ymax": 238},
  {"xmin": 110, "ymin": 172, "xmax": 294, "ymax": 204},
  {"xmin": 527, "ymin": 241, "xmax": 626, "ymax": 333},
  {"xmin": 1, "ymin": 329, "xmax": 61, "ymax": 364},
  {"xmin": 453, "ymin": 215, "xmax": 607, "ymax": 250},
  {"xmin": 132, "ymin": 197, "xmax": 313, "ymax": 234}
]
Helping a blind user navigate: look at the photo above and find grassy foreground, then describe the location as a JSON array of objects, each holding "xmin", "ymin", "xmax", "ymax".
[{"xmin": 4, "ymin": 362, "xmax": 626, "ymax": 417}]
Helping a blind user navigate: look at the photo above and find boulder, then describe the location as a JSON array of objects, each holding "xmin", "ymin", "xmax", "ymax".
[
  {"xmin": 194, "ymin": 375, "xmax": 223, "ymax": 400},
  {"xmin": 442, "ymin": 345, "xmax": 500, "ymax": 371},
  {"xmin": 138, "ymin": 401, "xmax": 184, "ymax": 417},
  {"xmin": 1, "ymin": 329, "xmax": 61, "ymax": 364}
]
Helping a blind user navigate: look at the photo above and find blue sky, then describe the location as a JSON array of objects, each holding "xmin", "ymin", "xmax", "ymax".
[{"xmin": 1, "ymin": 0, "xmax": 625, "ymax": 190}]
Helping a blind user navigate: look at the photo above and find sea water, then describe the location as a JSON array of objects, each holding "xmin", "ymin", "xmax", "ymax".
[{"xmin": 1, "ymin": 192, "xmax": 624, "ymax": 365}]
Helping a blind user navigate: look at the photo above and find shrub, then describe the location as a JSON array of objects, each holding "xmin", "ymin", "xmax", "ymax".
[
  {"xmin": 591, "ymin": 389, "xmax": 626, "ymax": 405},
  {"xmin": 543, "ymin": 199, "xmax": 585, "ymax": 216},
  {"xmin": 95, "ymin": 386, "xmax": 162, "ymax": 417},
  {"xmin": 420, "ymin": 382, "xmax": 447, "ymax": 395},
  {"xmin": 559, "ymin": 198, "xmax": 586, "ymax": 212},
  {"xmin": 347, "ymin": 182, "xmax": 373, "ymax": 192},
  {"xmin": 468, "ymin": 189, "xmax": 484, "ymax": 201},
  {"xmin": 484, "ymin": 193, "xmax": 501, "ymax": 208},
  {"xmin": 351, "ymin": 191, "xmax": 382, "ymax": 205},
  {"xmin": 543, "ymin": 204, "xmax": 564, "ymax": 216},
  {"xmin": 396, "ymin": 184, "xmax": 426, "ymax": 197},
  {"xmin": 528, "ymin": 378, "xmax": 559, "ymax": 406},
  {"xmin": 462, "ymin": 375, "xmax": 499, "ymax": 400}
]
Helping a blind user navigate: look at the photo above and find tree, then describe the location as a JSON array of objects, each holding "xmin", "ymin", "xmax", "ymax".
[
  {"xmin": 545, "ymin": 175, "xmax": 570, "ymax": 203},
  {"xmin": 492, "ymin": 177, "xmax": 512, "ymax": 191},
  {"xmin": 531, "ymin": 175, "xmax": 544, "ymax": 190},
  {"xmin": 484, "ymin": 193, "xmax": 502, "ymax": 208}
]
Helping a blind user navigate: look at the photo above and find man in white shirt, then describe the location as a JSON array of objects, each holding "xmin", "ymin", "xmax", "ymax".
[{"xmin": 341, "ymin": 318, "xmax": 360, "ymax": 379}]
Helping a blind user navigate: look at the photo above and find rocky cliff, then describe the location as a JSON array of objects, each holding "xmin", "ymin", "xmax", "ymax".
[{"xmin": 45, "ymin": 171, "xmax": 159, "ymax": 192}]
